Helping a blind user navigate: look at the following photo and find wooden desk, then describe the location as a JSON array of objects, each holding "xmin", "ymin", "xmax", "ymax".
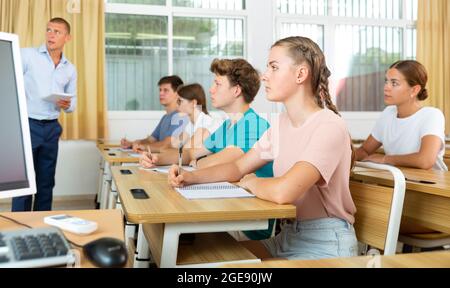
[
  {"xmin": 351, "ymin": 167, "xmax": 450, "ymax": 234},
  {"xmin": 99, "ymin": 148, "xmax": 142, "ymax": 164},
  {"xmin": 444, "ymin": 145, "xmax": 450, "ymax": 168},
  {"xmin": 222, "ymin": 251, "xmax": 450, "ymax": 268},
  {"xmin": 96, "ymin": 140, "xmax": 120, "ymax": 151},
  {"xmin": 96, "ymin": 145, "xmax": 141, "ymax": 210},
  {"xmin": 0, "ymin": 210, "xmax": 125, "ymax": 268},
  {"xmin": 111, "ymin": 166, "xmax": 296, "ymax": 268}
]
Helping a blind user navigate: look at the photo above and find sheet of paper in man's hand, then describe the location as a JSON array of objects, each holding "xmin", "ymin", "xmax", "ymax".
[{"xmin": 43, "ymin": 93, "xmax": 74, "ymax": 103}]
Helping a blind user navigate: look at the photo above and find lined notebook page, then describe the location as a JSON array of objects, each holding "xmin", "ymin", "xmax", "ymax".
[
  {"xmin": 175, "ymin": 182, "xmax": 255, "ymax": 200},
  {"xmin": 128, "ymin": 152, "xmax": 142, "ymax": 158},
  {"xmin": 119, "ymin": 148, "xmax": 134, "ymax": 153}
]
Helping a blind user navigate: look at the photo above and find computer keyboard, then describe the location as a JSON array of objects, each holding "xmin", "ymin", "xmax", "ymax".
[{"xmin": 0, "ymin": 227, "xmax": 75, "ymax": 268}]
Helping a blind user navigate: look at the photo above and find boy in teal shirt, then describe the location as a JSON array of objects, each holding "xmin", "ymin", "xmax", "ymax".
[
  {"xmin": 204, "ymin": 108, "xmax": 275, "ymax": 240},
  {"xmin": 204, "ymin": 108, "xmax": 273, "ymax": 179}
]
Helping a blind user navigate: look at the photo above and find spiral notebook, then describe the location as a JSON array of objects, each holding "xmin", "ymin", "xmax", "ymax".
[{"xmin": 175, "ymin": 182, "xmax": 255, "ymax": 200}]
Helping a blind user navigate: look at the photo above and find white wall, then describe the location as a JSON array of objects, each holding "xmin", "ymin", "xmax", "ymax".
[
  {"xmin": 247, "ymin": 0, "xmax": 276, "ymax": 114},
  {"xmin": 54, "ymin": 141, "xmax": 100, "ymax": 197},
  {"xmin": 108, "ymin": 111, "xmax": 166, "ymax": 141}
]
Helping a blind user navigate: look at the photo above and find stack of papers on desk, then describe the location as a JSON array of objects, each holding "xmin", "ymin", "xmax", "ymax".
[{"xmin": 175, "ymin": 182, "xmax": 255, "ymax": 200}]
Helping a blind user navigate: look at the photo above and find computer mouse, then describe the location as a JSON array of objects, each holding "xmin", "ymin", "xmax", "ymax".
[{"xmin": 83, "ymin": 237, "xmax": 128, "ymax": 268}]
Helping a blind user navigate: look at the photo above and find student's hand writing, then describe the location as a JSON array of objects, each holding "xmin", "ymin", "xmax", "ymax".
[
  {"xmin": 168, "ymin": 165, "xmax": 187, "ymax": 187},
  {"xmin": 121, "ymin": 138, "xmax": 132, "ymax": 149},
  {"xmin": 132, "ymin": 142, "xmax": 146, "ymax": 153},
  {"xmin": 57, "ymin": 98, "xmax": 71, "ymax": 110},
  {"xmin": 362, "ymin": 153, "xmax": 386, "ymax": 164},
  {"xmin": 140, "ymin": 152, "xmax": 158, "ymax": 168}
]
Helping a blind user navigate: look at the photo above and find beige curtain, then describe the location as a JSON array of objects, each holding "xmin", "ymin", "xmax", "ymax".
[
  {"xmin": 417, "ymin": 0, "xmax": 450, "ymax": 135},
  {"xmin": 0, "ymin": 0, "xmax": 108, "ymax": 140}
]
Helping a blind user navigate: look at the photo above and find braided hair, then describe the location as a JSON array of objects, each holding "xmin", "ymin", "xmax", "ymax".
[{"xmin": 272, "ymin": 36, "xmax": 355, "ymax": 169}]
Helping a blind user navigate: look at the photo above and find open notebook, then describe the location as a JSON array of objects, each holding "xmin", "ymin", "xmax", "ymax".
[
  {"xmin": 127, "ymin": 152, "xmax": 142, "ymax": 158},
  {"xmin": 175, "ymin": 182, "xmax": 255, "ymax": 200},
  {"xmin": 119, "ymin": 148, "xmax": 134, "ymax": 153},
  {"xmin": 140, "ymin": 165, "xmax": 196, "ymax": 174},
  {"xmin": 111, "ymin": 148, "xmax": 141, "ymax": 157}
]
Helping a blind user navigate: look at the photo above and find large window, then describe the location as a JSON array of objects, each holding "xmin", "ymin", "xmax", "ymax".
[
  {"xmin": 106, "ymin": 14, "xmax": 168, "ymax": 111},
  {"xmin": 105, "ymin": 0, "xmax": 246, "ymax": 111},
  {"xmin": 173, "ymin": 17, "xmax": 244, "ymax": 94},
  {"xmin": 276, "ymin": 0, "xmax": 418, "ymax": 112}
]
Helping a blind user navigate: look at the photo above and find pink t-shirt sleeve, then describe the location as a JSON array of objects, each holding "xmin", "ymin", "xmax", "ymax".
[
  {"xmin": 297, "ymin": 122, "xmax": 348, "ymax": 185},
  {"xmin": 253, "ymin": 128, "xmax": 276, "ymax": 161}
]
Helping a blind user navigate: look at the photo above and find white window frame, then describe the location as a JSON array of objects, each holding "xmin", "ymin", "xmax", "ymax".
[
  {"xmin": 105, "ymin": 0, "xmax": 248, "ymax": 116},
  {"xmin": 274, "ymin": 0, "xmax": 417, "ymax": 117}
]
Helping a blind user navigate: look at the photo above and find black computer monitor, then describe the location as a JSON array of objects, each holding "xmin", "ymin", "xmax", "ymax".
[{"xmin": 0, "ymin": 32, "xmax": 36, "ymax": 199}]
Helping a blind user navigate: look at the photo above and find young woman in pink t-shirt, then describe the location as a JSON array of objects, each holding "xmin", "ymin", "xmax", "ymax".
[{"xmin": 168, "ymin": 36, "xmax": 358, "ymax": 260}]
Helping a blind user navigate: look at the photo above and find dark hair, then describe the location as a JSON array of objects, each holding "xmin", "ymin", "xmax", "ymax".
[
  {"xmin": 272, "ymin": 36, "xmax": 355, "ymax": 170},
  {"xmin": 158, "ymin": 75, "xmax": 184, "ymax": 92},
  {"xmin": 49, "ymin": 18, "xmax": 71, "ymax": 34},
  {"xmin": 389, "ymin": 60, "xmax": 429, "ymax": 101},
  {"xmin": 177, "ymin": 83, "xmax": 209, "ymax": 115},
  {"xmin": 210, "ymin": 59, "xmax": 261, "ymax": 104}
]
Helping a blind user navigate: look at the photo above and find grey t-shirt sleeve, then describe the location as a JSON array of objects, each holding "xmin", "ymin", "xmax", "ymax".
[
  {"xmin": 151, "ymin": 116, "xmax": 165, "ymax": 141},
  {"xmin": 165, "ymin": 113, "xmax": 188, "ymax": 138}
]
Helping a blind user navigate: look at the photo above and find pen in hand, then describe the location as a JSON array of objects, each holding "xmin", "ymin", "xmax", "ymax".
[
  {"xmin": 147, "ymin": 145, "xmax": 153, "ymax": 162},
  {"xmin": 178, "ymin": 144, "xmax": 183, "ymax": 176}
]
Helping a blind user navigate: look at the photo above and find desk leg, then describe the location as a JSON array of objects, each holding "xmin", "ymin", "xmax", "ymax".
[
  {"xmin": 114, "ymin": 188, "xmax": 136, "ymax": 247},
  {"xmin": 160, "ymin": 220, "xmax": 267, "ymax": 268},
  {"xmin": 115, "ymin": 196, "xmax": 122, "ymax": 211},
  {"xmin": 134, "ymin": 224, "xmax": 150, "ymax": 268},
  {"xmin": 96, "ymin": 158, "xmax": 106, "ymax": 208},
  {"xmin": 108, "ymin": 180, "xmax": 117, "ymax": 210},
  {"xmin": 100, "ymin": 162, "xmax": 113, "ymax": 209},
  {"xmin": 125, "ymin": 221, "xmax": 137, "ymax": 247}
]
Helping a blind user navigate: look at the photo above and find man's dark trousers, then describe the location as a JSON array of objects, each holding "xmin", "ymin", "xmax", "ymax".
[{"xmin": 12, "ymin": 118, "xmax": 62, "ymax": 211}]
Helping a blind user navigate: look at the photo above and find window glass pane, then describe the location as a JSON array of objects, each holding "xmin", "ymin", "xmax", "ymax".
[
  {"xmin": 405, "ymin": 0, "xmax": 418, "ymax": 20},
  {"xmin": 277, "ymin": 0, "xmax": 328, "ymax": 16},
  {"xmin": 405, "ymin": 28, "xmax": 416, "ymax": 60},
  {"xmin": 173, "ymin": 0, "xmax": 245, "ymax": 10},
  {"xmin": 106, "ymin": 14, "xmax": 168, "ymax": 111},
  {"xmin": 173, "ymin": 17, "xmax": 244, "ymax": 109},
  {"xmin": 278, "ymin": 23, "xmax": 324, "ymax": 50},
  {"xmin": 106, "ymin": 0, "xmax": 166, "ymax": 5},
  {"xmin": 334, "ymin": 25, "xmax": 403, "ymax": 111},
  {"xmin": 331, "ymin": 0, "xmax": 401, "ymax": 19}
]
